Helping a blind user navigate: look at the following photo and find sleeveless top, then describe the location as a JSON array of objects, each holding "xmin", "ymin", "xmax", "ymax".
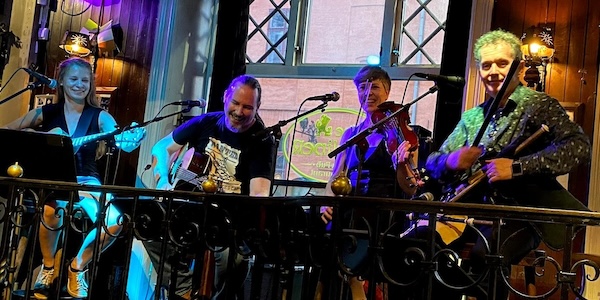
[
  {"xmin": 41, "ymin": 103, "xmax": 103, "ymax": 180},
  {"xmin": 346, "ymin": 129, "xmax": 402, "ymax": 198}
]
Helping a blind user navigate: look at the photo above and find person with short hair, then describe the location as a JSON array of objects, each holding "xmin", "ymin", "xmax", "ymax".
[
  {"xmin": 426, "ymin": 29, "xmax": 591, "ymax": 299},
  {"xmin": 151, "ymin": 74, "xmax": 274, "ymax": 299}
]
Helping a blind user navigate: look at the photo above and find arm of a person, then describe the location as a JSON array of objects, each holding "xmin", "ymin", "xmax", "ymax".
[
  {"xmin": 324, "ymin": 127, "xmax": 353, "ymax": 196},
  {"xmin": 426, "ymin": 117, "xmax": 473, "ymax": 181},
  {"xmin": 249, "ymin": 177, "xmax": 271, "ymax": 197},
  {"xmin": 321, "ymin": 127, "xmax": 354, "ymax": 224},
  {"xmin": 514, "ymin": 98, "xmax": 591, "ymax": 176},
  {"xmin": 2, "ymin": 108, "xmax": 43, "ymax": 130},
  {"xmin": 151, "ymin": 133, "xmax": 185, "ymax": 190}
]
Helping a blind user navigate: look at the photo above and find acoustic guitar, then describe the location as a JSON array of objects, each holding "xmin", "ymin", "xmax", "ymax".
[
  {"xmin": 160, "ymin": 144, "xmax": 215, "ymax": 299},
  {"xmin": 47, "ymin": 122, "xmax": 146, "ymax": 154},
  {"xmin": 167, "ymin": 144, "xmax": 212, "ymax": 191}
]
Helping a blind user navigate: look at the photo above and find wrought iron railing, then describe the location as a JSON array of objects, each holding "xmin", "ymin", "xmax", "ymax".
[{"xmin": 1, "ymin": 176, "xmax": 599, "ymax": 300}]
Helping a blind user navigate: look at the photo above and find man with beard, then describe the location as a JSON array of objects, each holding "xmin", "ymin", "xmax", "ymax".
[{"xmin": 150, "ymin": 74, "xmax": 274, "ymax": 299}]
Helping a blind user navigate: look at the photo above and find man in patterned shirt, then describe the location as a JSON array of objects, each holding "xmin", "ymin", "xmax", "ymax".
[{"xmin": 425, "ymin": 29, "xmax": 590, "ymax": 299}]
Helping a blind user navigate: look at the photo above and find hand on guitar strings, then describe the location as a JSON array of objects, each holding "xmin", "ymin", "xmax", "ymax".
[{"xmin": 482, "ymin": 158, "xmax": 514, "ymax": 183}]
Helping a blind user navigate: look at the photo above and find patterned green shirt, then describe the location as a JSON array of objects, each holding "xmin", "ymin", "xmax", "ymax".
[{"xmin": 426, "ymin": 85, "xmax": 590, "ymax": 183}]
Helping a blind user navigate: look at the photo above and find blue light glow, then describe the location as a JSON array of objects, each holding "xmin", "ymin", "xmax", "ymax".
[{"xmin": 366, "ymin": 55, "xmax": 380, "ymax": 66}]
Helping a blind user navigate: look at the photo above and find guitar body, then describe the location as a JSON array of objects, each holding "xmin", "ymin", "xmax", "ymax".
[{"xmin": 168, "ymin": 144, "xmax": 211, "ymax": 191}]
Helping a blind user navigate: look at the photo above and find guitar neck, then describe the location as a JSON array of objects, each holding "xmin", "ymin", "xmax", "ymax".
[{"xmin": 72, "ymin": 130, "xmax": 117, "ymax": 151}]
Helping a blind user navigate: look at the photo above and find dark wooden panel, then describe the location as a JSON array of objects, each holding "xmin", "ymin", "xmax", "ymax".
[
  {"xmin": 563, "ymin": 0, "xmax": 587, "ymax": 104},
  {"xmin": 571, "ymin": 0, "xmax": 600, "ymax": 208},
  {"xmin": 43, "ymin": 0, "xmax": 159, "ymax": 186},
  {"xmin": 580, "ymin": 0, "xmax": 600, "ymax": 136},
  {"xmin": 546, "ymin": 0, "xmax": 572, "ymax": 99}
]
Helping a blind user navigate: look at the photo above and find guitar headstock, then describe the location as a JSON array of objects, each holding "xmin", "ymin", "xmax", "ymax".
[
  {"xmin": 47, "ymin": 127, "xmax": 70, "ymax": 137},
  {"xmin": 115, "ymin": 122, "xmax": 147, "ymax": 153}
]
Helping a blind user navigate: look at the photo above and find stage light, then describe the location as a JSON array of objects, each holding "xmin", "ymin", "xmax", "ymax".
[
  {"xmin": 59, "ymin": 31, "xmax": 92, "ymax": 57},
  {"xmin": 366, "ymin": 55, "xmax": 380, "ymax": 66}
]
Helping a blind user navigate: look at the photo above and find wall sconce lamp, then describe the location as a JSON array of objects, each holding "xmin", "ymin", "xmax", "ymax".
[
  {"xmin": 59, "ymin": 31, "xmax": 92, "ymax": 57},
  {"xmin": 521, "ymin": 26, "xmax": 555, "ymax": 91},
  {"xmin": 82, "ymin": 0, "xmax": 120, "ymax": 5}
]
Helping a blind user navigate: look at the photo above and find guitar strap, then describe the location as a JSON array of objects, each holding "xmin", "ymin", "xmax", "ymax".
[{"xmin": 72, "ymin": 106, "xmax": 96, "ymax": 138}]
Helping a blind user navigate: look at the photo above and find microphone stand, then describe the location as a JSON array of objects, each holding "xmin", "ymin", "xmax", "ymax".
[
  {"xmin": 104, "ymin": 106, "xmax": 192, "ymax": 185},
  {"xmin": 327, "ymin": 85, "xmax": 439, "ymax": 159},
  {"xmin": 0, "ymin": 81, "xmax": 43, "ymax": 106},
  {"xmin": 254, "ymin": 101, "xmax": 329, "ymax": 196},
  {"xmin": 121, "ymin": 106, "xmax": 192, "ymax": 132}
]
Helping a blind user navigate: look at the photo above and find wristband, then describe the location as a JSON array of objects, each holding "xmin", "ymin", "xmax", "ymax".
[{"xmin": 512, "ymin": 161, "xmax": 523, "ymax": 177}]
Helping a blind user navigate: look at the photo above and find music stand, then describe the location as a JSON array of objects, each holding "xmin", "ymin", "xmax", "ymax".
[
  {"xmin": 0, "ymin": 129, "xmax": 79, "ymax": 298},
  {"xmin": 0, "ymin": 129, "xmax": 78, "ymax": 198}
]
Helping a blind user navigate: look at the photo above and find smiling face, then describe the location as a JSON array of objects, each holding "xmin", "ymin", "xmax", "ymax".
[
  {"xmin": 59, "ymin": 64, "xmax": 91, "ymax": 104},
  {"xmin": 357, "ymin": 79, "xmax": 390, "ymax": 114},
  {"xmin": 478, "ymin": 42, "xmax": 522, "ymax": 99},
  {"xmin": 223, "ymin": 83, "xmax": 259, "ymax": 133}
]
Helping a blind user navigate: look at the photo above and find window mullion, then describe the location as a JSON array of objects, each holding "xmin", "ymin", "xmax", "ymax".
[
  {"xmin": 291, "ymin": 0, "xmax": 309, "ymax": 66},
  {"xmin": 380, "ymin": 0, "xmax": 398, "ymax": 67},
  {"xmin": 391, "ymin": 0, "xmax": 405, "ymax": 67}
]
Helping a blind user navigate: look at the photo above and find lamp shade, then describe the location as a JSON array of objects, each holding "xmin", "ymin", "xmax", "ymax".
[
  {"xmin": 521, "ymin": 26, "xmax": 555, "ymax": 59},
  {"xmin": 59, "ymin": 31, "xmax": 92, "ymax": 57},
  {"xmin": 82, "ymin": 0, "xmax": 121, "ymax": 5}
]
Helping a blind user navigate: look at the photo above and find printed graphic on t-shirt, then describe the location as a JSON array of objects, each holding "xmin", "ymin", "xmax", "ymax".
[{"xmin": 205, "ymin": 137, "xmax": 242, "ymax": 194}]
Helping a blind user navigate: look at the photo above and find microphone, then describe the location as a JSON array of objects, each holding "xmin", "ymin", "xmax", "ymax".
[
  {"xmin": 306, "ymin": 92, "xmax": 340, "ymax": 102},
  {"xmin": 406, "ymin": 192, "xmax": 434, "ymax": 221},
  {"xmin": 412, "ymin": 192, "xmax": 434, "ymax": 201},
  {"xmin": 414, "ymin": 73, "xmax": 465, "ymax": 86},
  {"xmin": 169, "ymin": 99, "xmax": 207, "ymax": 108},
  {"xmin": 24, "ymin": 68, "xmax": 58, "ymax": 89}
]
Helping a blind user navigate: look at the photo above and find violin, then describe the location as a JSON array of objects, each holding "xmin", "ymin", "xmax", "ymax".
[{"xmin": 371, "ymin": 101, "xmax": 423, "ymax": 195}]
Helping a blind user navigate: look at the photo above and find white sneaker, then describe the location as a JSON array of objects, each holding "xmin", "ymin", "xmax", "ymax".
[
  {"xmin": 67, "ymin": 267, "xmax": 88, "ymax": 298},
  {"xmin": 33, "ymin": 266, "xmax": 54, "ymax": 300}
]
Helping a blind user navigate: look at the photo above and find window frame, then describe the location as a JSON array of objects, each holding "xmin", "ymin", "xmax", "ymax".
[{"xmin": 246, "ymin": 0, "xmax": 443, "ymax": 81}]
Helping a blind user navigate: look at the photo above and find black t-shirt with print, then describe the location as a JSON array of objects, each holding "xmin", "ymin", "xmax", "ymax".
[{"xmin": 172, "ymin": 112, "xmax": 274, "ymax": 195}]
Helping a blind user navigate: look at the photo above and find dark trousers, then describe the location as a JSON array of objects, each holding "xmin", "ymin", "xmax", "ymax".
[{"xmin": 389, "ymin": 220, "xmax": 541, "ymax": 300}]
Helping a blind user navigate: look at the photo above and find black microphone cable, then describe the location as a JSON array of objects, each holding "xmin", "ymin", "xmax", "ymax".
[
  {"xmin": 283, "ymin": 98, "xmax": 312, "ymax": 197},
  {"xmin": 140, "ymin": 163, "xmax": 153, "ymax": 188}
]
